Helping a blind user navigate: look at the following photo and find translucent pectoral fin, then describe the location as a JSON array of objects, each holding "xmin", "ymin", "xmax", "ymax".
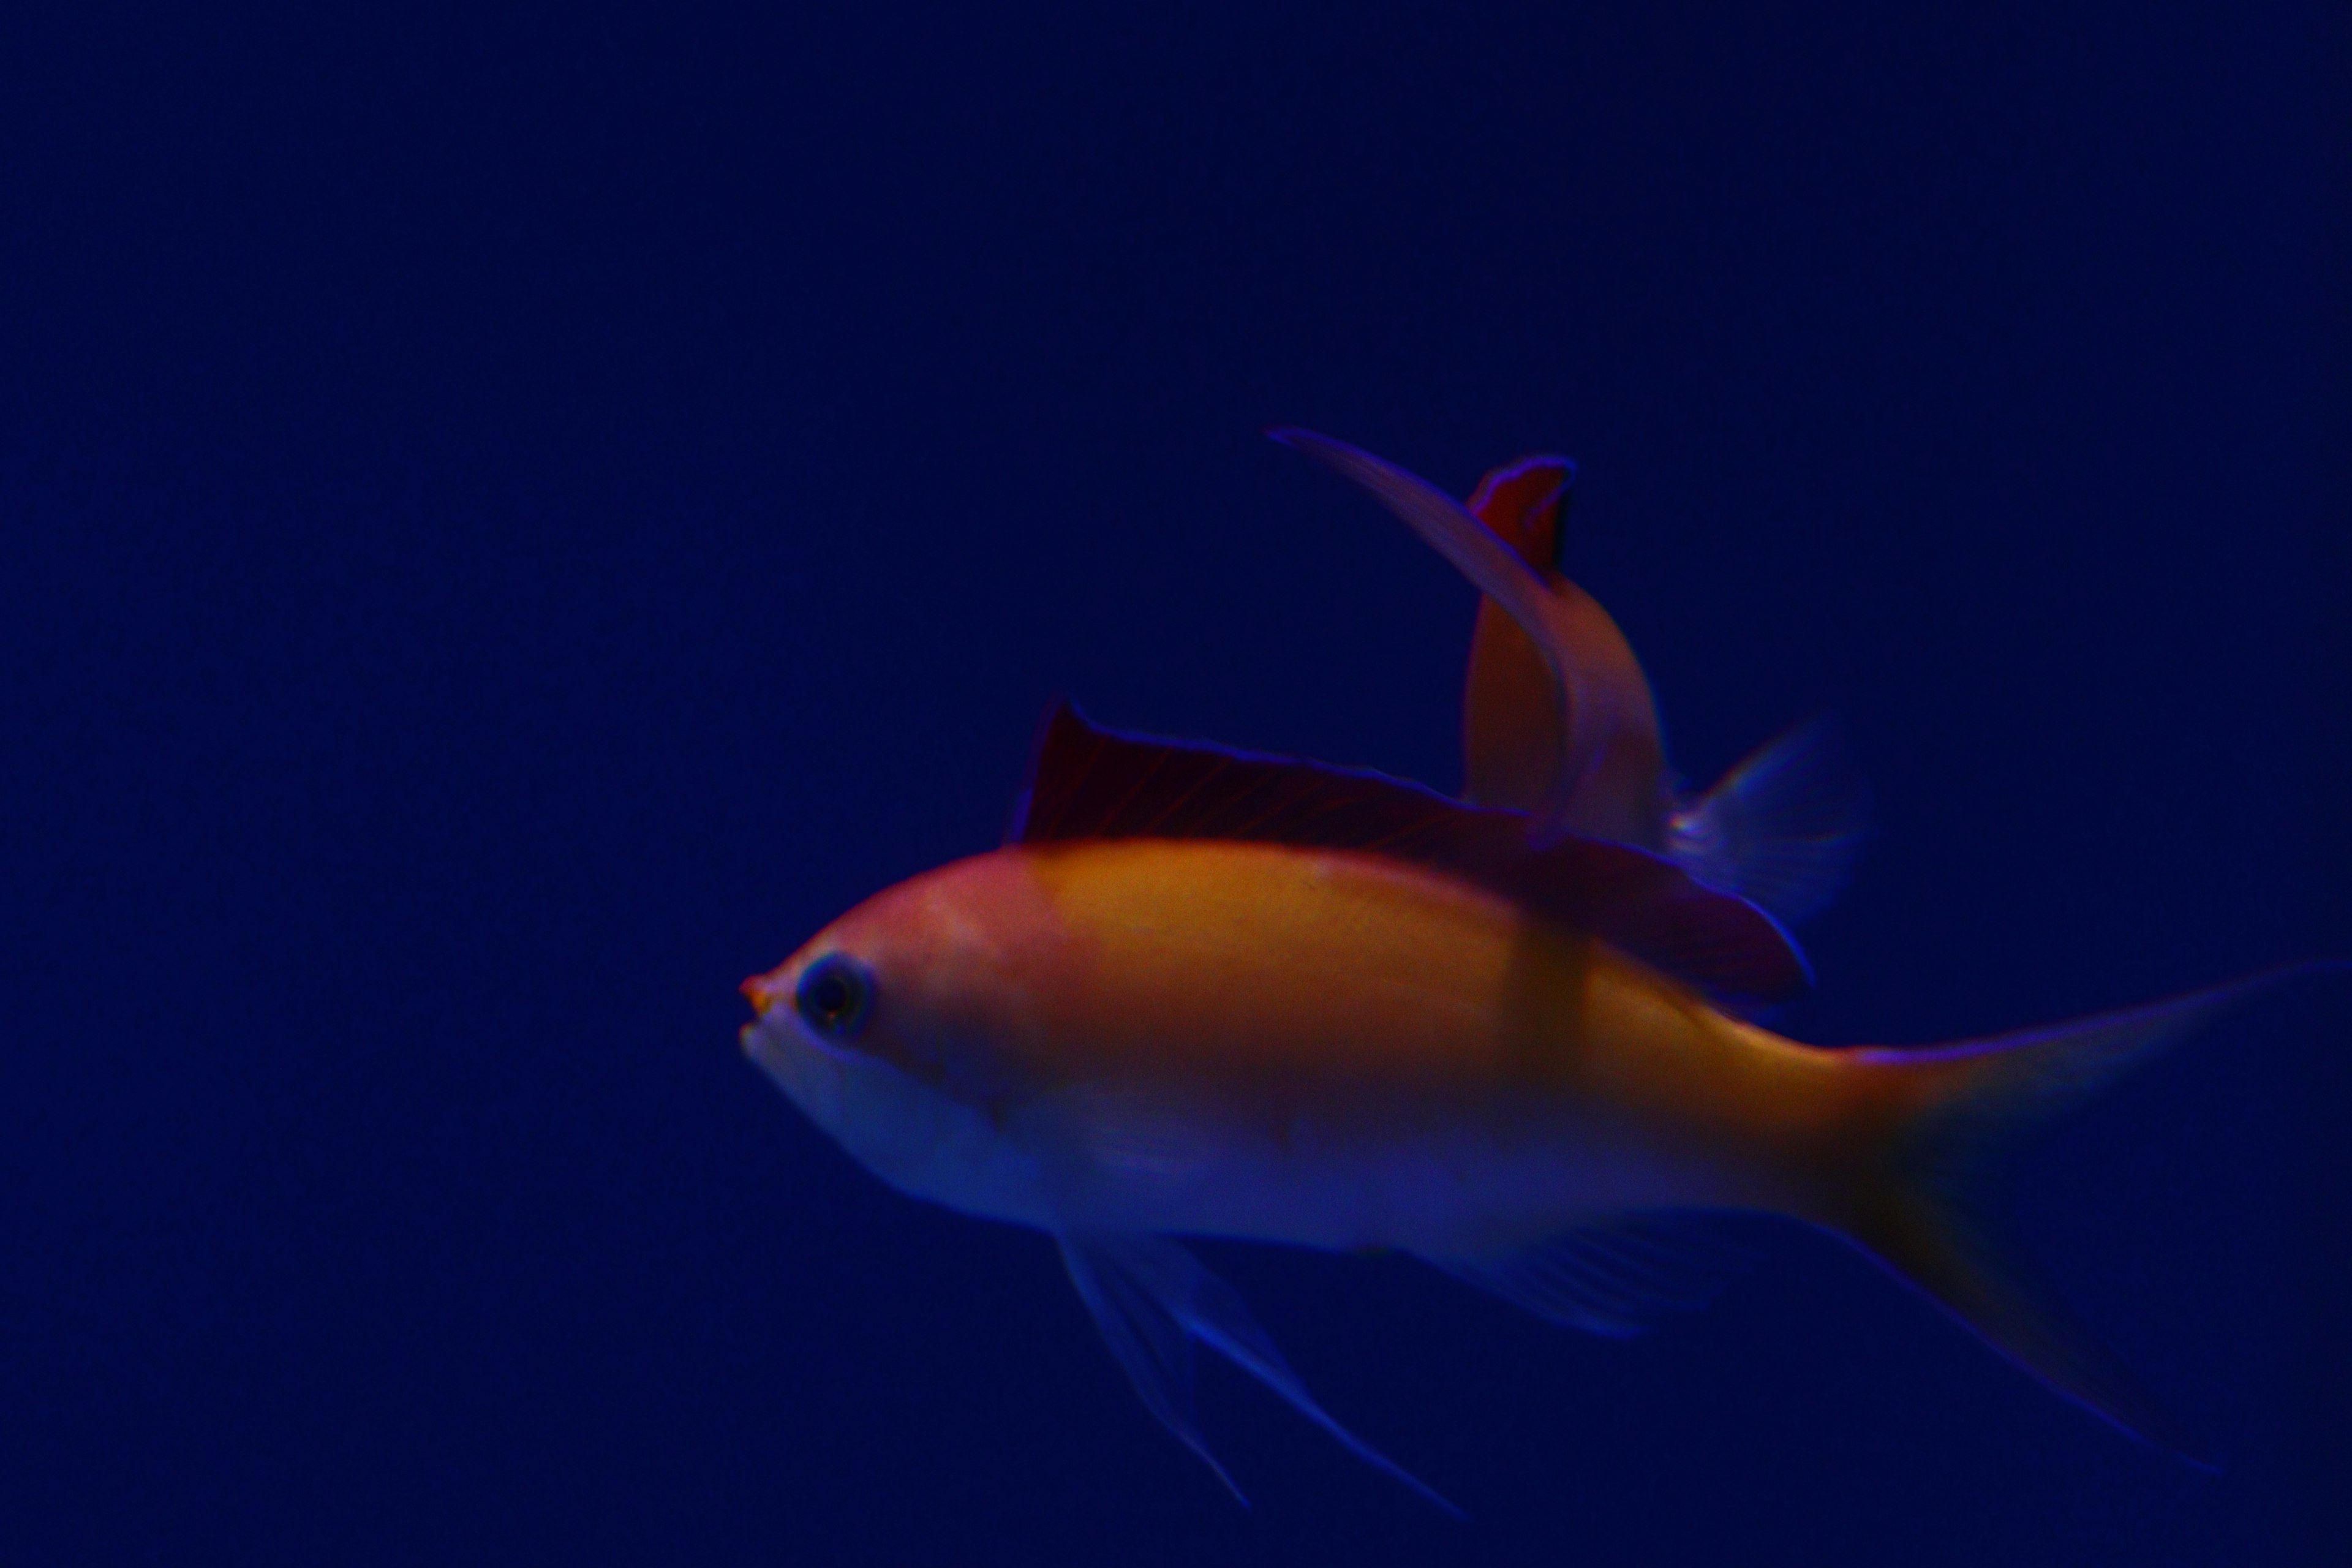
[
  {"xmin": 1057, "ymin": 1233, "xmax": 1458, "ymax": 1513},
  {"xmin": 1425, "ymin": 1213, "xmax": 1758, "ymax": 1337}
]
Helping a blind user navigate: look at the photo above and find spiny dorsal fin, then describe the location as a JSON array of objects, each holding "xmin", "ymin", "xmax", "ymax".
[{"xmin": 1011, "ymin": 701, "xmax": 1809, "ymax": 1005}]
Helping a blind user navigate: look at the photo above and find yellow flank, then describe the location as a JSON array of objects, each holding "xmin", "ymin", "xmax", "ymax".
[{"xmin": 1000, "ymin": 839, "xmax": 1863, "ymax": 1164}]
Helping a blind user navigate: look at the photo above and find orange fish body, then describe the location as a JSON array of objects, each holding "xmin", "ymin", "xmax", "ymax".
[
  {"xmin": 752, "ymin": 837, "xmax": 1921, "ymax": 1253},
  {"xmin": 744, "ymin": 706, "xmax": 2310, "ymax": 1498},
  {"xmin": 757, "ymin": 842, "xmax": 1815, "ymax": 1241}
]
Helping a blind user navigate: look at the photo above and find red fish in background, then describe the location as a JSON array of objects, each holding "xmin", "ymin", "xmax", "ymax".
[
  {"xmin": 742, "ymin": 701, "xmax": 2338, "ymax": 1505},
  {"xmin": 1273, "ymin": 429, "xmax": 1869, "ymax": 930}
]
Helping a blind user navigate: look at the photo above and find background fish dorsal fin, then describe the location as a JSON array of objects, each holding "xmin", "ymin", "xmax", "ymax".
[
  {"xmin": 1466, "ymin": 455, "xmax": 1575, "ymax": 571},
  {"xmin": 1010, "ymin": 702, "xmax": 1808, "ymax": 1004}
]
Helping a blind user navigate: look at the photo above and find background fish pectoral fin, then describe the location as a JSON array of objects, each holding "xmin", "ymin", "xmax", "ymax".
[
  {"xmin": 1423, "ymin": 1212, "xmax": 1759, "ymax": 1337},
  {"xmin": 1667, "ymin": 715, "xmax": 1873, "ymax": 929},
  {"xmin": 1057, "ymin": 1232, "xmax": 1458, "ymax": 1515}
]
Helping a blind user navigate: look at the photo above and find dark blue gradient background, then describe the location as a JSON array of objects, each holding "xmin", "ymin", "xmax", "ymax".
[{"xmin": 4, "ymin": 6, "xmax": 2345, "ymax": 1564}]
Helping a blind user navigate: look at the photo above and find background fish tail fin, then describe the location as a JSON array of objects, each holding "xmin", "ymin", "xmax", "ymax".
[
  {"xmin": 1268, "ymin": 427, "xmax": 1604, "ymax": 832},
  {"xmin": 1465, "ymin": 454, "xmax": 1575, "ymax": 569},
  {"xmin": 1667, "ymin": 715, "xmax": 1869, "ymax": 927},
  {"xmin": 1835, "ymin": 965, "xmax": 2343, "ymax": 1460}
]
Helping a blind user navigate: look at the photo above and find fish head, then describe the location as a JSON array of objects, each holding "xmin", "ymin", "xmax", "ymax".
[{"xmin": 737, "ymin": 851, "xmax": 1067, "ymax": 1220}]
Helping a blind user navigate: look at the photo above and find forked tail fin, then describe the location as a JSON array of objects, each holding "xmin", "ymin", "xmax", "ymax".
[{"xmin": 1830, "ymin": 963, "xmax": 2343, "ymax": 1462}]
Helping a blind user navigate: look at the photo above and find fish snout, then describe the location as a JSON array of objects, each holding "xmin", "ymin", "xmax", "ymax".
[
  {"xmin": 740, "ymin": 969, "xmax": 797, "ymax": 1063},
  {"xmin": 741, "ymin": 967, "xmax": 790, "ymax": 1017}
]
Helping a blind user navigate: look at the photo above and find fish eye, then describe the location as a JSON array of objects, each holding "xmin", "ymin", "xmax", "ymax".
[{"xmin": 795, "ymin": 954, "xmax": 874, "ymax": 1038}]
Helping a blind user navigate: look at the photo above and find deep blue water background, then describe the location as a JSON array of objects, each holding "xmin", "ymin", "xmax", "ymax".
[{"xmin": 4, "ymin": 4, "xmax": 2346, "ymax": 1563}]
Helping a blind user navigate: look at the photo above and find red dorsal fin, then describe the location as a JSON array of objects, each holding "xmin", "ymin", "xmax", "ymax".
[
  {"xmin": 1011, "ymin": 702, "xmax": 1807, "ymax": 1004},
  {"xmin": 1466, "ymin": 456, "xmax": 1575, "ymax": 571}
]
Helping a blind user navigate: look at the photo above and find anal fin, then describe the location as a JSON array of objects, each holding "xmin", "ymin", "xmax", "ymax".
[{"xmin": 1423, "ymin": 1212, "xmax": 1757, "ymax": 1337}]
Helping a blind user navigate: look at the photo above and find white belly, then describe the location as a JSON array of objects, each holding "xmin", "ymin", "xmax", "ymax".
[{"xmin": 747, "ymin": 1012, "xmax": 1738, "ymax": 1255}]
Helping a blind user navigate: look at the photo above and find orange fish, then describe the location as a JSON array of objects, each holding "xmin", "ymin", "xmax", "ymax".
[
  {"xmin": 1272, "ymin": 428, "xmax": 1869, "ymax": 928},
  {"xmin": 742, "ymin": 703, "xmax": 2329, "ymax": 1503}
]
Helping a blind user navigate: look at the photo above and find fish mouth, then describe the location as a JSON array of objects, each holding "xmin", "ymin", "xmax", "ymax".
[{"xmin": 741, "ymin": 968, "xmax": 788, "ymax": 1015}]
